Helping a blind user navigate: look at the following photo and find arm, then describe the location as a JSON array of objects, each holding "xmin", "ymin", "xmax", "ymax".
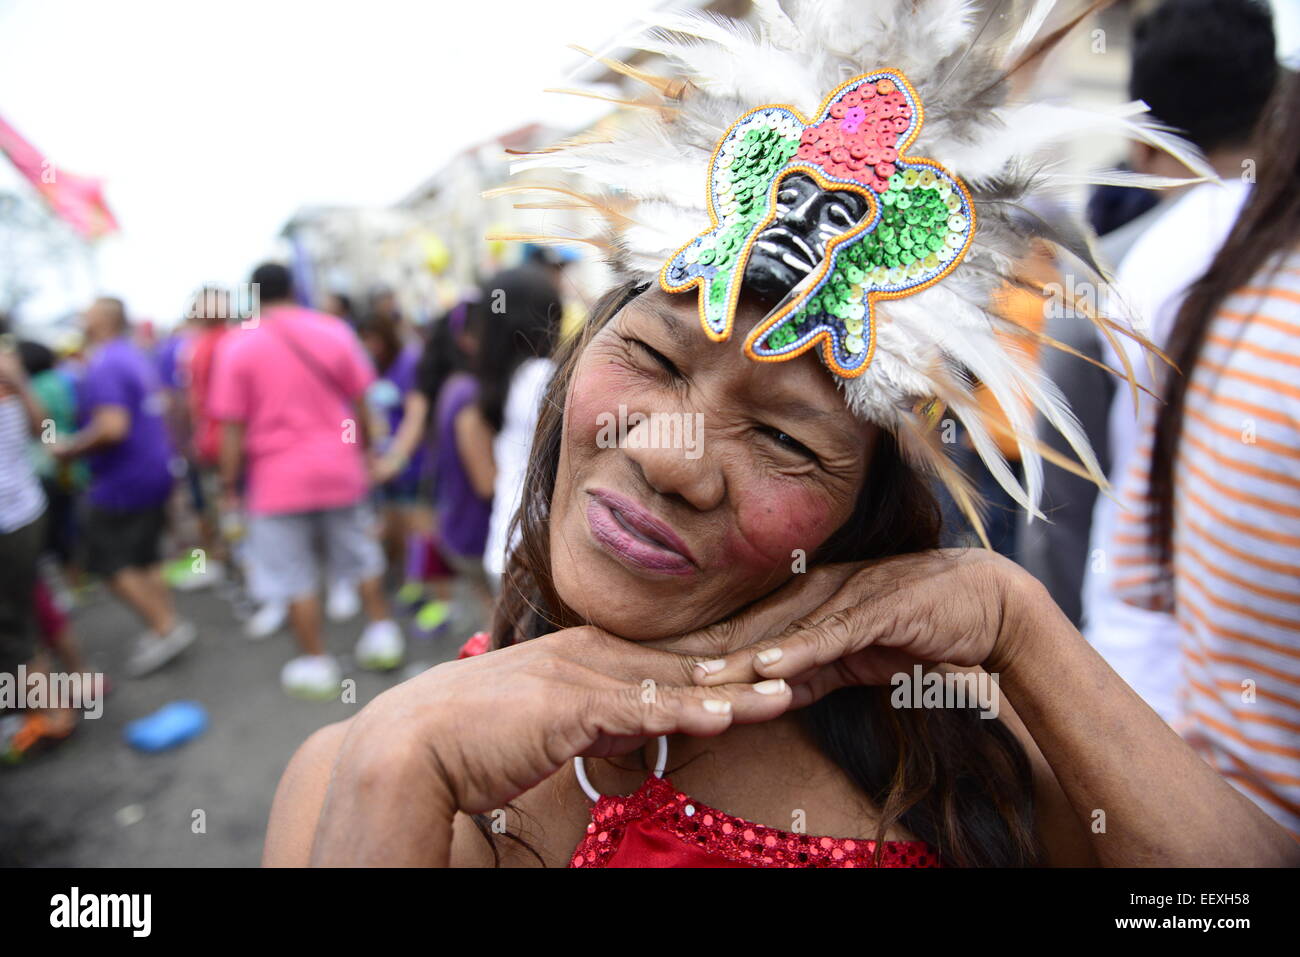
[
  {"xmin": 454, "ymin": 403, "xmax": 497, "ymax": 499},
  {"xmin": 54, "ymin": 405, "xmax": 130, "ymax": 459},
  {"xmin": 351, "ymin": 398, "xmax": 375, "ymax": 453},
  {"xmin": 263, "ymin": 721, "xmax": 350, "ymax": 866},
  {"xmin": 990, "ymin": 572, "xmax": 1297, "ymax": 866},
  {"xmin": 218, "ymin": 420, "xmax": 245, "ymax": 504},
  {"xmin": 690, "ymin": 550, "xmax": 1300, "ymax": 866},
  {"xmin": 267, "ymin": 627, "xmax": 789, "ymax": 866},
  {"xmin": 372, "ymin": 391, "xmax": 429, "ymax": 483}
]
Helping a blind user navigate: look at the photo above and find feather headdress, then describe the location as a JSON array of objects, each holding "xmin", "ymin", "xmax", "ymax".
[{"xmin": 489, "ymin": 0, "xmax": 1209, "ymax": 544}]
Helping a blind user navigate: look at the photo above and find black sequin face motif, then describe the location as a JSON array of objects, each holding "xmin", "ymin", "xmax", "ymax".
[{"xmin": 743, "ymin": 172, "xmax": 871, "ymax": 304}]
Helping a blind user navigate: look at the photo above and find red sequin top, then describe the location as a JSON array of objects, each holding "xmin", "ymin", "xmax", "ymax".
[{"xmin": 570, "ymin": 773, "xmax": 940, "ymax": 868}]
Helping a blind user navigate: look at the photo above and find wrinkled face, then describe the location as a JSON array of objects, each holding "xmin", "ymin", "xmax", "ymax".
[
  {"xmin": 550, "ymin": 286, "xmax": 877, "ymax": 640},
  {"xmin": 744, "ymin": 172, "xmax": 871, "ymax": 304}
]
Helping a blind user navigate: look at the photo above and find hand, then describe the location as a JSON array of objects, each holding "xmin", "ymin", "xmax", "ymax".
[
  {"xmin": 310, "ymin": 626, "xmax": 794, "ymax": 864},
  {"xmin": 217, "ymin": 491, "xmax": 244, "ymax": 540},
  {"xmin": 48, "ymin": 440, "xmax": 78, "ymax": 462},
  {"xmin": 690, "ymin": 548, "xmax": 1039, "ymax": 707},
  {"xmin": 369, "ymin": 452, "xmax": 403, "ymax": 485}
]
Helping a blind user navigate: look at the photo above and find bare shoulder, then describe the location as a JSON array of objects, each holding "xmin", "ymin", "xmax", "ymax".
[{"xmin": 263, "ymin": 720, "xmax": 352, "ymax": 867}]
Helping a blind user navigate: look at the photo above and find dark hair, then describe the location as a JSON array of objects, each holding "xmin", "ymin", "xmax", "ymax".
[
  {"xmin": 470, "ymin": 265, "xmax": 562, "ymax": 433},
  {"xmin": 1129, "ymin": 0, "xmax": 1276, "ymax": 153},
  {"xmin": 328, "ymin": 292, "xmax": 355, "ymax": 324},
  {"xmin": 415, "ymin": 304, "xmax": 471, "ymax": 440},
  {"xmin": 358, "ymin": 313, "xmax": 403, "ymax": 374},
  {"xmin": 250, "ymin": 262, "xmax": 294, "ymax": 304},
  {"xmin": 1149, "ymin": 70, "xmax": 1300, "ymax": 563},
  {"xmin": 18, "ymin": 339, "xmax": 54, "ymax": 376},
  {"xmin": 483, "ymin": 282, "xmax": 1040, "ymax": 867}
]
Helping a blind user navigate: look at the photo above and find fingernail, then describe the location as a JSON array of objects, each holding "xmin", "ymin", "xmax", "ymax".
[
  {"xmin": 702, "ymin": 698, "xmax": 732, "ymax": 715},
  {"xmin": 695, "ymin": 659, "xmax": 726, "ymax": 675},
  {"xmin": 756, "ymin": 648, "xmax": 783, "ymax": 665},
  {"xmin": 752, "ymin": 678, "xmax": 787, "ymax": 695}
]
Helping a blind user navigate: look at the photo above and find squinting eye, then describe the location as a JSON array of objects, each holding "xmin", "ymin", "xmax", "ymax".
[
  {"xmin": 629, "ymin": 338, "xmax": 682, "ymax": 379},
  {"xmin": 760, "ymin": 426, "xmax": 817, "ymax": 460},
  {"xmin": 777, "ymin": 189, "xmax": 798, "ymax": 204},
  {"xmin": 827, "ymin": 205, "xmax": 852, "ymax": 225}
]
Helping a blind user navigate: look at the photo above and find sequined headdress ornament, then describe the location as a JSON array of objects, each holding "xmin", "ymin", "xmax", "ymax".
[
  {"xmin": 492, "ymin": 0, "xmax": 1210, "ymax": 543},
  {"xmin": 660, "ymin": 69, "xmax": 975, "ymax": 379}
]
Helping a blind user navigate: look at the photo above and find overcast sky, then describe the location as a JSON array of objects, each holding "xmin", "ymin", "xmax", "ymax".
[
  {"xmin": 3, "ymin": 0, "xmax": 1298, "ymax": 326},
  {"xmin": 0, "ymin": 0, "xmax": 660, "ymax": 323}
]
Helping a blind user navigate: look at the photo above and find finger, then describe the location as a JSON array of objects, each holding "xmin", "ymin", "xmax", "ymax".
[
  {"xmin": 691, "ymin": 648, "xmax": 821, "ymax": 687},
  {"xmin": 592, "ymin": 679, "xmax": 793, "ymax": 743},
  {"xmin": 693, "ymin": 603, "xmax": 882, "ymax": 686},
  {"xmin": 694, "ymin": 678, "xmax": 794, "ymax": 726},
  {"xmin": 565, "ymin": 628, "xmax": 711, "ymax": 689},
  {"xmin": 649, "ymin": 563, "xmax": 858, "ymax": 658}
]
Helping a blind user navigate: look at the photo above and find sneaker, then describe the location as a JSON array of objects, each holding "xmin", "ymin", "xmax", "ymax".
[
  {"xmin": 395, "ymin": 581, "xmax": 426, "ymax": 613},
  {"xmin": 167, "ymin": 559, "xmax": 227, "ymax": 592},
  {"xmin": 126, "ymin": 620, "xmax": 197, "ymax": 677},
  {"xmin": 326, "ymin": 581, "xmax": 361, "ymax": 622},
  {"xmin": 245, "ymin": 601, "xmax": 287, "ymax": 640},
  {"xmin": 413, "ymin": 599, "xmax": 450, "ymax": 635},
  {"xmin": 355, "ymin": 620, "xmax": 405, "ymax": 671},
  {"xmin": 280, "ymin": 654, "xmax": 342, "ymax": 700}
]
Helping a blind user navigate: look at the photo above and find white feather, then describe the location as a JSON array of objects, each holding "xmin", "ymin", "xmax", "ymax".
[{"xmin": 500, "ymin": 0, "xmax": 1195, "ymax": 525}]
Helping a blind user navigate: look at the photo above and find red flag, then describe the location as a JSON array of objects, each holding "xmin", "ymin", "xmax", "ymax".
[{"xmin": 0, "ymin": 113, "xmax": 119, "ymax": 239}]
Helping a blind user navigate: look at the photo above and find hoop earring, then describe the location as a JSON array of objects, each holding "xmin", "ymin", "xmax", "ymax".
[{"xmin": 573, "ymin": 735, "xmax": 669, "ymax": 802}]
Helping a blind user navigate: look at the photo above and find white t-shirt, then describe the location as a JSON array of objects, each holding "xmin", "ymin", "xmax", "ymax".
[
  {"xmin": 1081, "ymin": 180, "xmax": 1250, "ymax": 720},
  {"xmin": 484, "ymin": 358, "xmax": 555, "ymax": 581}
]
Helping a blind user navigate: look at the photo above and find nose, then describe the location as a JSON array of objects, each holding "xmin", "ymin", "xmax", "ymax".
[
  {"xmin": 782, "ymin": 188, "xmax": 821, "ymax": 233},
  {"xmin": 621, "ymin": 413, "xmax": 725, "ymax": 513}
]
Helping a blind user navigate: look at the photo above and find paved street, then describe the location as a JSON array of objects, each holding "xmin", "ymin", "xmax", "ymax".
[{"xmin": 1, "ymin": 583, "xmax": 474, "ymax": 866}]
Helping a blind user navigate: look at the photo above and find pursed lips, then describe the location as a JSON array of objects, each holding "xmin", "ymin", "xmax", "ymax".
[{"xmin": 585, "ymin": 488, "xmax": 699, "ymax": 573}]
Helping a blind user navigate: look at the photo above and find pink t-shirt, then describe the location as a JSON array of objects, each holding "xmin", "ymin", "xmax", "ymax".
[{"xmin": 208, "ymin": 305, "xmax": 375, "ymax": 515}]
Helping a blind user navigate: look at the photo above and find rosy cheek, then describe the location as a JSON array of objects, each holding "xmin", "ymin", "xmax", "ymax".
[
  {"xmin": 725, "ymin": 480, "xmax": 840, "ymax": 573},
  {"xmin": 566, "ymin": 359, "xmax": 635, "ymax": 444}
]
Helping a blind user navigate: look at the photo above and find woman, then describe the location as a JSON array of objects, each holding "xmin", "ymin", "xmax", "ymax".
[
  {"xmin": 0, "ymin": 336, "xmax": 62, "ymax": 758},
  {"xmin": 263, "ymin": 1, "xmax": 1298, "ymax": 866},
  {"xmin": 374, "ymin": 303, "xmax": 472, "ymax": 630},
  {"xmin": 1111, "ymin": 71, "xmax": 1300, "ymax": 837},
  {"xmin": 360, "ymin": 313, "xmax": 429, "ymax": 585},
  {"xmin": 477, "ymin": 265, "xmax": 563, "ymax": 591},
  {"xmin": 265, "ymin": 278, "xmax": 1296, "ymax": 866}
]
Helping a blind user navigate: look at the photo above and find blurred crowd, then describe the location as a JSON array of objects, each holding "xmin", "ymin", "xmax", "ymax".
[
  {"xmin": 0, "ymin": 246, "xmax": 569, "ymax": 737},
  {"xmin": 0, "ymin": 0, "xmax": 1297, "ymax": 841}
]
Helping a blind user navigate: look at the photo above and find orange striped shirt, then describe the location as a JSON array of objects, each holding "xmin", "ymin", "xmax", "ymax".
[{"xmin": 1112, "ymin": 249, "xmax": 1300, "ymax": 838}]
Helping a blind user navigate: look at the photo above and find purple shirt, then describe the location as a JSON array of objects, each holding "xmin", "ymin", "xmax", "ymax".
[
  {"xmin": 374, "ymin": 344, "xmax": 425, "ymax": 486},
  {"xmin": 434, "ymin": 372, "xmax": 491, "ymax": 558},
  {"xmin": 78, "ymin": 337, "xmax": 174, "ymax": 510},
  {"xmin": 155, "ymin": 331, "xmax": 190, "ymax": 390}
]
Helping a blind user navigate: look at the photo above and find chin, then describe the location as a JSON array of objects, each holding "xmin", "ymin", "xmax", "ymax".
[{"xmin": 551, "ymin": 543, "xmax": 695, "ymax": 642}]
